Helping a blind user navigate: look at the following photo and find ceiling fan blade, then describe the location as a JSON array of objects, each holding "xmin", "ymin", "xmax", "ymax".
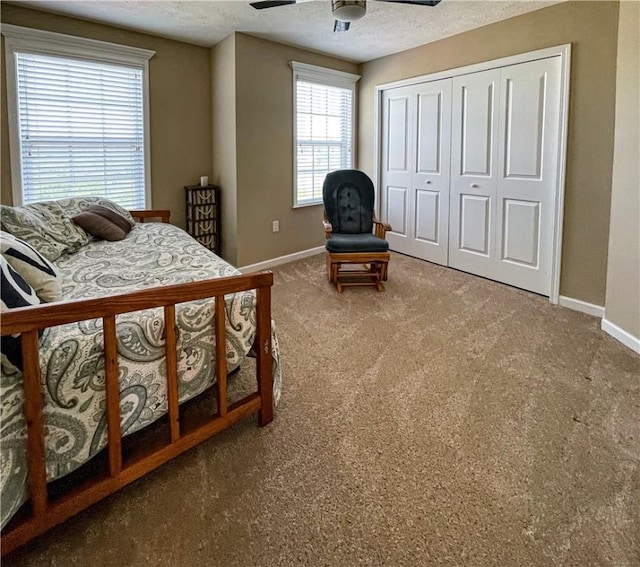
[
  {"xmin": 333, "ymin": 20, "xmax": 351, "ymax": 32},
  {"xmin": 250, "ymin": 0, "xmax": 297, "ymax": 9},
  {"xmin": 376, "ymin": 0, "xmax": 442, "ymax": 6}
]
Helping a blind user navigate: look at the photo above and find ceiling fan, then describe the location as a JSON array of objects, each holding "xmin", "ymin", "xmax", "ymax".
[{"xmin": 250, "ymin": 0, "xmax": 442, "ymax": 32}]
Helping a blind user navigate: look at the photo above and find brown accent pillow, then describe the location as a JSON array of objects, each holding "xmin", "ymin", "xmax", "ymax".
[
  {"xmin": 84, "ymin": 205, "xmax": 133, "ymax": 233},
  {"xmin": 72, "ymin": 205, "xmax": 132, "ymax": 241}
]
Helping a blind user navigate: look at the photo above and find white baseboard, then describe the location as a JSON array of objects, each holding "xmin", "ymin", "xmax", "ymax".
[
  {"xmin": 601, "ymin": 318, "xmax": 640, "ymax": 355},
  {"xmin": 558, "ymin": 295, "xmax": 605, "ymax": 318},
  {"xmin": 559, "ymin": 297, "xmax": 639, "ymax": 354},
  {"xmin": 239, "ymin": 245, "xmax": 324, "ymax": 273}
]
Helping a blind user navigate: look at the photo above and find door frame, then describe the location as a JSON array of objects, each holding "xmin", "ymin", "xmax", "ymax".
[{"xmin": 372, "ymin": 44, "xmax": 571, "ymax": 304}]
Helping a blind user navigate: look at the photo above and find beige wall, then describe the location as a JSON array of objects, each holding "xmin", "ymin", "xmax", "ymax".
[
  {"xmin": 0, "ymin": 4, "xmax": 212, "ymax": 229},
  {"xmin": 232, "ymin": 33, "xmax": 359, "ymax": 267},
  {"xmin": 604, "ymin": 0, "xmax": 640, "ymax": 342},
  {"xmin": 211, "ymin": 34, "xmax": 238, "ymax": 263},
  {"xmin": 3, "ymin": 3, "xmax": 627, "ymax": 304},
  {"xmin": 358, "ymin": 1, "xmax": 619, "ymax": 306}
]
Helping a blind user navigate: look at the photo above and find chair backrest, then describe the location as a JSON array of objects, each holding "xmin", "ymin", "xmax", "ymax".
[{"xmin": 323, "ymin": 170, "xmax": 375, "ymax": 234}]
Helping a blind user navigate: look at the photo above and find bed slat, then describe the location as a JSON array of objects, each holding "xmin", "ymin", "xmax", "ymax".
[
  {"xmin": 256, "ymin": 286, "xmax": 273, "ymax": 426},
  {"xmin": 21, "ymin": 330, "xmax": 48, "ymax": 516},
  {"xmin": 163, "ymin": 305, "xmax": 181, "ymax": 442},
  {"xmin": 215, "ymin": 295, "xmax": 228, "ymax": 417},
  {"xmin": 103, "ymin": 316, "xmax": 122, "ymax": 477}
]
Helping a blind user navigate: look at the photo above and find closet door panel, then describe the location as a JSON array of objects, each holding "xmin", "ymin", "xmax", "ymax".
[
  {"xmin": 416, "ymin": 92, "xmax": 443, "ymax": 174},
  {"xmin": 502, "ymin": 199, "xmax": 540, "ymax": 266},
  {"xmin": 381, "ymin": 79, "xmax": 451, "ymax": 265},
  {"xmin": 459, "ymin": 194, "xmax": 491, "ymax": 255},
  {"xmin": 415, "ymin": 189, "xmax": 439, "ymax": 243},
  {"xmin": 503, "ymin": 74, "xmax": 545, "ymax": 178},
  {"xmin": 386, "ymin": 186, "xmax": 408, "ymax": 236},
  {"xmin": 449, "ymin": 69, "xmax": 500, "ymax": 277},
  {"xmin": 459, "ymin": 82, "xmax": 495, "ymax": 177},
  {"xmin": 381, "ymin": 90, "xmax": 412, "ymax": 251},
  {"xmin": 496, "ymin": 57, "xmax": 562, "ymax": 295},
  {"xmin": 411, "ymin": 79, "xmax": 452, "ymax": 265},
  {"xmin": 387, "ymin": 97, "xmax": 410, "ymax": 172}
]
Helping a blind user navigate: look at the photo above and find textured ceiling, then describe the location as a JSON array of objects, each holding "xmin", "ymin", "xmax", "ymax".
[{"xmin": 7, "ymin": 0, "xmax": 565, "ymax": 63}]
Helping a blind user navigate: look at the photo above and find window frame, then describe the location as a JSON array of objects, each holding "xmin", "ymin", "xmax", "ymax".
[
  {"xmin": 1, "ymin": 24, "xmax": 155, "ymax": 208},
  {"xmin": 291, "ymin": 61, "xmax": 360, "ymax": 208}
]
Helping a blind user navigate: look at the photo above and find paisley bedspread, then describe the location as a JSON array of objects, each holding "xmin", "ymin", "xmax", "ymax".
[{"xmin": 0, "ymin": 222, "xmax": 281, "ymax": 529}]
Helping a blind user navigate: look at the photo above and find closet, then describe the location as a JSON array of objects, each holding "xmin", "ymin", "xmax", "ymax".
[{"xmin": 379, "ymin": 51, "xmax": 565, "ymax": 297}]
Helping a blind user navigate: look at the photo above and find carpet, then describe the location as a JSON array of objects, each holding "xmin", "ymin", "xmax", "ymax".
[{"xmin": 5, "ymin": 252, "xmax": 639, "ymax": 566}]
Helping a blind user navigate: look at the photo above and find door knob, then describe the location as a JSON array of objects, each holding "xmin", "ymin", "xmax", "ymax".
[
  {"xmin": 425, "ymin": 180, "xmax": 432, "ymax": 184},
  {"xmin": 470, "ymin": 183, "xmax": 479, "ymax": 188}
]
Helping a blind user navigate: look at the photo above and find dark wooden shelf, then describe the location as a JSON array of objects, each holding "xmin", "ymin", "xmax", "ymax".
[{"xmin": 185, "ymin": 184, "xmax": 220, "ymax": 255}]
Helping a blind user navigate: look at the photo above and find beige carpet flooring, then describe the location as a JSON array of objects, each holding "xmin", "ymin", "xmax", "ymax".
[{"xmin": 5, "ymin": 252, "xmax": 640, "ymax": 566}]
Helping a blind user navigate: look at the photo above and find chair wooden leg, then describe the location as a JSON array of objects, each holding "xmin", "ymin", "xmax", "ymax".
[{"xmin": 326, "ymin": 252, "xmax": 389, "ymax": 293}]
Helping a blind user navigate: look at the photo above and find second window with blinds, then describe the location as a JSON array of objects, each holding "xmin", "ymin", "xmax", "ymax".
[{"xmin": 291, "ymin": 62, "xmax": 360, "ymax": 207}]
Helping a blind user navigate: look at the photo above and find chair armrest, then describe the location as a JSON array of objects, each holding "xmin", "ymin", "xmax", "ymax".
[
  {"xmin": 322, "ymin": 210, "xmax": 333, "ymax": 240},
  {"xmin": 373, "ymin": 217, "xmax": 392, "ymax": 239},
  {"xmin": 130, "ymin": 210, "xmax": 171, "ymax": 223}
]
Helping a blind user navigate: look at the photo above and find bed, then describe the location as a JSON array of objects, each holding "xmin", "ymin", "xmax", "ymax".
[{"xmin": 0, "ymin": 200, "xmax": 281, "ymax": 554}]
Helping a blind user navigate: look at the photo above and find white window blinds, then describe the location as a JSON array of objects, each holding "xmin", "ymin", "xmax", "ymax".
[
  {"xmin": 292, "ymin": 62, "xmax": 359, "ymax": 207},
  {"xmin": 15, "ymin": 52, "xmax": 146, "ymax": 209},
  {"xmin": 296, "ymin": 81, "xmax": 353, "ymax": 205}
]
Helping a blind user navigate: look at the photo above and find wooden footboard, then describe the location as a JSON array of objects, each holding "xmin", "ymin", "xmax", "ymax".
[{"xmin": 0, "ymin": 271, "xmax": 274, "ymax": 555}]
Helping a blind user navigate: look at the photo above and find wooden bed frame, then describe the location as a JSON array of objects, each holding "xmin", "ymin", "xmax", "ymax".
[{"xmin": 0, "ymin": 210, "xmax": 274, "ymax": 555}]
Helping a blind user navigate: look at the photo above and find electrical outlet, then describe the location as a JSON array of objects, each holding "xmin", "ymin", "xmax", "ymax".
[{"xmin": 272, "ymin": 220, "xmax": 279, "ymax": 233}]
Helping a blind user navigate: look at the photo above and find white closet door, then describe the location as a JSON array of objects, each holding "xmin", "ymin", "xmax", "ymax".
[
  {"xmin": 379, "ymin": 53, "xmax": 564, "ymax": 297},
  {"xmin": 449, "ymin": 58, "xmax": 561, "ymax": 296},
  {"xmin": 495, "ymin": 57, "xmax": 562, "ymax": 295},
  {"xmin": 412, "ymin": 80, "xmax": 452, "ymax": 265},
  {"xmin": 449, "ymin": 69, "xmax": 501, "ymax": 277},
  {"xmin": 381, "ymin": 79, "xmax": 452, "ymax": 265},
  {"xmin": 381, "ymin": 87, "xmax": 412, "ymax": 255}
]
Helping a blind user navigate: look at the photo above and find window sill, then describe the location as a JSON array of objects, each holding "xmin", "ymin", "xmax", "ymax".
[{"xmin": 293, "ymin": 201, "xmax": 324, "ymax": 209}]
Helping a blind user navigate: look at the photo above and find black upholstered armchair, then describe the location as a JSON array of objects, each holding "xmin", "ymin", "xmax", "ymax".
[{"xmin": 322, "ymin": 169, "xmax": 392, "ymax": 292}]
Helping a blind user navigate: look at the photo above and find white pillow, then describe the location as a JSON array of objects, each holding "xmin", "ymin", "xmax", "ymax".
[
  {"xmin": 0, "ymin": 231, "xmax": 62, "ymax": 302},
  {"xmin": 0, "ymin": 254, "xmax": 42, "ymax": 372}
]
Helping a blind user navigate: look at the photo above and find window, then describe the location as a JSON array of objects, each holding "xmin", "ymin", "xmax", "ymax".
[
  {"xmin": 291, "ymin": 62, "xmax": 360, "ymax": 207},
  {"xmin": 2, "ymin": 25, "xmax": 154, "ymax": 209}
]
